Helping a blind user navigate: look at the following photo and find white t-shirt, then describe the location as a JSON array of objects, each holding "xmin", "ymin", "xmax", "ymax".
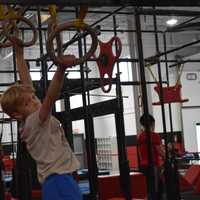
[{"xmin": 21, "ymin": 109, "xmax": 80, "ymax": 183}]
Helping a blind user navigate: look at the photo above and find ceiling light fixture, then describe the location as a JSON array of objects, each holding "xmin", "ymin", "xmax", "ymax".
[{"xmin": 166, "ymin": 18, "xmax": 178, "ymax": 26}]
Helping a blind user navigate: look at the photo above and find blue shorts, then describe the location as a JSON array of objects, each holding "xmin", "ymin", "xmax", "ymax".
[{"xmin": 42, "ymin": 174, "xmax": 83, "ymax": 200}]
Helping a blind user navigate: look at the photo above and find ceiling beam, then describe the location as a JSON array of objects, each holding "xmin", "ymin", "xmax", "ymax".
[
  {"xmin": 138, "ymin": 8, "xmax": 200, "ymax": 17},
  {"xmin": 1, "ymin": 0, "xmax": 200, "ymax": 6}
]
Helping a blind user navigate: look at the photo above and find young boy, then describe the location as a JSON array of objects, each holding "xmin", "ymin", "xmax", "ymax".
[
  {"xmin": 137, "ymin": 114, "xmax": 164, "ymax": 200},
  {"xmin": 0, "ymin": 44, "xmax": 82, "ymax": 200}
]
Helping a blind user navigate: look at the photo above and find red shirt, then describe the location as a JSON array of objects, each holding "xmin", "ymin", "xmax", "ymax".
[{"xmin": 138, "ymin": 131, "xmax": 162, "ymax": 167}]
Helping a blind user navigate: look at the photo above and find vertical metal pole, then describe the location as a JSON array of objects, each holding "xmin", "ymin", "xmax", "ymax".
[
  {"xmin": 63, "ymin": 90, "xmax": 74, "ymax": 148},
  {"xmin": 163, "ymin": 33, "xmax": 173, "ymax": 132},
  {"xmin": 163, "ymin": 32, "xmax": 181, "ymax": 200},
  {"xmin": 127, "ymin": 17, "xmax": 142, "ymax": 133},
  {"xmin": 37, "ymin": 7, "xmax": 48, "ymax": 98},
  {"xmin": 134, "ymin": 9, "xmax": 157, "ymax": 200},
  {"xmin": 113, "ymin": 15, "xmax": 132, "ymax": 200},
  {"xmin": 0, "ymin": 156, "xmax": 5, "ymax": 200},
  {"xmin": 83, "ymin": 34, "xmax": 100, "ymax": 197},
  {"xmin": 10, "ymin": 121, "xmax": 15, "ymax": 165},
  {"xmin": 12, "ymin": 47, "xmax": 18, "ymax": 200},
  {"xmin": 13, "ymin": 46, "xmax": 32, "ymax": 200},
  {"xmin": 83, "ymin": 37, "xmax": 91, "ymax": 106},
  {"xmin": 16, "ymin": 140, "xmax": 32, "ymax": 200},
  {"xmin": 75, "ymin": 8, "xmax": 98, "ymax": 200},
  {"xmin": 152, "ymin": 8, "xmax": 180, "ymax": 200},
  {"xmin": 12, "ymin": 48, "xmax": 18, "ymax": 82},
  {"xmin": 12, "ymin": 47, "xmax": 17, "ymax": 161},
  {"xmin": 152, "ymin": 9, "xmax": 169, "ymax": 158}
]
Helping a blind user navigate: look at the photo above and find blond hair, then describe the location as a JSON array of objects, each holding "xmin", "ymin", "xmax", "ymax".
[{"xmin": 0, "ymin": 84, "xmax": 34, "ymax": 116}]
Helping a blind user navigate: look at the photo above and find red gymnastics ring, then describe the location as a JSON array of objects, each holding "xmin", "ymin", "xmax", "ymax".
[{"xmin": 93, "ymin": 36, "xmax": 122, "ymax": 93}]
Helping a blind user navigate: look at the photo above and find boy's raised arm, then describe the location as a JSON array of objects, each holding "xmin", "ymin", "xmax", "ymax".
[
  {"xmin": 39, "ymin": 55, "xmax": 75, "ymax": 122},
  {"xmin": 15, "ymin": 45, "xmax": 33, "ymax": 87}
]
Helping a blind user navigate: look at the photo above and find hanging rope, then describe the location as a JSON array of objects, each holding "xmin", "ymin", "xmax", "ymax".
[
  {"xmin": 144, "ymin": 54, "xmax": 160, "ymax": 83},
  {"xmin": 145, "ymin": 63, "xmax": 158, "ymax": 83},
  {"xmin": 175, "ymin": 63, "xmax": 184, "ymax": 89},
  {"xmin": 145, "ymin": 55, "xmax": 185, "ymax": 87}
]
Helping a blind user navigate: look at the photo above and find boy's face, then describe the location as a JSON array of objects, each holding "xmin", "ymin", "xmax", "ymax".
[{"xmin": 13, "ymin": 92, "xmax": 41, "ymax": 121}]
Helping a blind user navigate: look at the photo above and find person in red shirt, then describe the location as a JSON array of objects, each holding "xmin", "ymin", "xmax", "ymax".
[{"xmin": 137, "ymin": 114, "xmax": 164, "ymax": 200}]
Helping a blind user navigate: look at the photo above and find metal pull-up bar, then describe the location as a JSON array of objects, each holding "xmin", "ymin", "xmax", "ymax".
[{"xmin": 145, "ymin": 39, "xmax": 200, "ymax": 66}]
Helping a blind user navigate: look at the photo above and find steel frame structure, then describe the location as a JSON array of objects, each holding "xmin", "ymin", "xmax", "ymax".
[
  {"xmin": 0, "ymin": 0, "xmax": 200, "ymax": 6},
  {"xmin": 0, "ymin": 5, "xmax": 200, "ymax": 200}
]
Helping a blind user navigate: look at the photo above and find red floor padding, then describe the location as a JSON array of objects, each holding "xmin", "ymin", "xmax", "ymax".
[
  {"xmin": 184, "ymin": 165, "xmax": 200, "ymax": 185},
  {"xmin": 5, "ymin": 192, "xmax": 11, "ymax": 200},
  {"xmin": 179, "ymin": 165, "xmax": 200, "ymax": 193},
  {"xmin": 32, "ymin": 190, "xmax": 41, "ymax": 198},
  {"xmin": 5, "ymin": 190, "xmax": 41, "ymax": 200},
  {"xmin": 194, "ymin": 177, "xmax": 200, "ymax": 193},
  {"xmin": 98, "ymin": 172, "xmax": 147, "ymax": 200},
  {"xmin": 179, "ymin": 173, "xmax": 192, "ymax": 191}
]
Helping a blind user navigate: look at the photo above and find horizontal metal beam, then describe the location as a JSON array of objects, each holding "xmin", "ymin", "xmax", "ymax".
[
  {"xmin": 54, "ymin": 99, "xmax": 119, "ymax": 122},
  {"xmin": 27, "ymin": 7, "xmax": 200, "ymax": 17},
  {"xmin": 138, "ymin": 8, "xmax": 200, "ymax": 17},
  {"xmin": 69, "ymin": 99, "xmax": 119, "ymax": 121},
  {"xmin": 1, "ymin": 0, "xmax": 200, "ymax": 6}
]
